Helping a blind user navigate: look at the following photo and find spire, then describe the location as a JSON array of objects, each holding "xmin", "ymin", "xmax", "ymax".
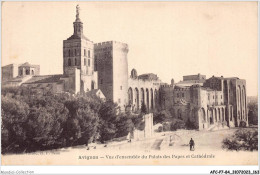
[
  {"xmin": 73, "ymin": 4, "xmax": 83, "ymax": 36},
  {"xmin": 67, "ymin": 5, "xmax": 89, "ymax": 40}
]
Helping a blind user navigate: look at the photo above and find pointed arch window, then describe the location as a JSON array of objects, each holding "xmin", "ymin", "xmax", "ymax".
[
  {"xmin": 94, "ymin": 58, "xmax": 97, "ymax": 71},
  {"xmin": 68, "ymin": 58, "xmax": 71, "ymax": 66}
]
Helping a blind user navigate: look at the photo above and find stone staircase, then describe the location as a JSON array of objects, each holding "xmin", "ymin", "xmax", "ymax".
[{"xmin": 207, "ymin": 123, "xmax": 229, "ymax": 131}]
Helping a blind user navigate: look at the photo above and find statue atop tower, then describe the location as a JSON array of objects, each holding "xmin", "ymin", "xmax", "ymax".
[
  {"xmin": 63, "ymin": 5, "xmax": 97, "ymax": 93},
  {"xmin": 75, "ymin": 4, "xmax": 81, "ymax": 22}
]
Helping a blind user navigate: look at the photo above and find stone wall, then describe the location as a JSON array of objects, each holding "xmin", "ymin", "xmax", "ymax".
[
  {"xmin": 128, "ymin": 76, "xmax": 161, "ymax": 112},
  {"xmin": 2, "ymin": 64, "xmax": 18, "ymax": 81},
  {"xmin": 133, "ymin": 113, "xmax": 154, "ymax": 140}
]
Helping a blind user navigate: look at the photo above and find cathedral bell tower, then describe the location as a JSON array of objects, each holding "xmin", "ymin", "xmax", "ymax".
[
  {"xmin": 73, "ymin": 5, "xmax": 83, "ymax": 37},
  {"xmin": 63, "ymin": 5, "xmax": 98, "ymax": 93}
]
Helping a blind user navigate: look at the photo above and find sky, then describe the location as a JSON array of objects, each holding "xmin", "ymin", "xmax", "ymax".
[{"xmin": 2, "ymin": 1, "xmax": 258, "ymax": 96}]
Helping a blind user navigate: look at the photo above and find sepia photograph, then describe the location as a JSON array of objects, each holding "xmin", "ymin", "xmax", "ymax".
[{"xmin": 1, "ymin": 1, "xmax": 258, "ymax": 168}]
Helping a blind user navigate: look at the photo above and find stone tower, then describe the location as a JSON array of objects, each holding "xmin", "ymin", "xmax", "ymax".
[
  {"xmin": 63, "ymin": 5, "xmax": 98, "ymax": 93},
  {"xmin": 94, "ymin": 41, "xmax": 129, "ymax": 109}
]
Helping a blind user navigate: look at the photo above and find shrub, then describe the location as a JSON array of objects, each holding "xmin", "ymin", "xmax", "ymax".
[
  {"xmin": 116, "ymin": 114, "xmax": 135, "ymax": 137},
  {"xmin": 157, "ymin": 126, "xmax": 163, "ymax": 132},
  {"xmin": 170, "ymin": 119, "xmax": 186, "ymax": 131},
  {"xmin": 132, "ymin": 114, "xmax": 145, "ymax": 131},
  {"xmin": 222, "ymin": 129, "xmax": 258, "ymax": 151},
  {"xmin": 162, "ymin": 122, "xmax": 171, "ymax": 131},
  {"xmin": 153, "ymin": 110, "xmax": 171, "ymax": 124},
  {"xmin": 239, "ymin": 121, "xmax": 247, "ymax": 128},
  {"xmin": 140, "ymin": 102, "xmax": 148, "ymax": 114},
  {"xmin": 248, "ymin": 102, "xmax": 258, "ymax": 125},
  {"xmin": 186, "ymin": 118, "xmax": 196, "ymax": 130}
]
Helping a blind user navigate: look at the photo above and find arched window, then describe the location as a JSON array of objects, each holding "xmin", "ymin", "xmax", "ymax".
[
  {"xmin": 88, "ymin": 59, "xmax": 90, "ymax": 66},
  {"xmin": 88, "ymin": 50, "xmax": 90, "ymax": 57},
  {"xmin": 75, "ymin": 58, "xmax": 77, "ymax": 66},
  {"xmin": 68, "ymin": 58, "xmax": 71, "ymax": 66},
  {"xmin": 31, "ymin": 70, "xmax": 34, "ymax": 75},
  {"xmin": 69, "ymin": 50, "xmax": 71, "ymax": 57},
  {"xmin": 91, "ymin": 81, "xmax": 95, "ymax": 90},
  {"xmin": 75, "ymin": 49, "xmax": 77, "ymax": 56},
  {"xmin": 94, "ymin": 56, "xmax": 97, "ymax": 71},
  {"xmin": 26, "ymin": 69, "xmax": 30, "ymax": 75},
  {"xmin": 178, "ymin": 109, "xmax": 182, "ymax": 119},
  {"xmin": 84, "ymin": 58, "xmax": 86, "ymax": 66},
  {"xmin": 84, "ymin": 49, "xmax": 86, "ymax": 56}
]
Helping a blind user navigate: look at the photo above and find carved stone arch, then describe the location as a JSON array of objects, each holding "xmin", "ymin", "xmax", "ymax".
[
  {"xmin": 140, "ymin": 88, "xmax": 145, "ymax": 104},
  {"xmin": 201, "ymin": 108, "xmax": 206, "ymax": 122},
  {"xmin": 128, "ymin": 87, "xmax": 133, "ymax": 105},
  {"xmin": 146, "ymin": 88, "xmax": 149, "ymax": 110},
  {"xmin": 91, "ymin": 81, "xmax": 95, "ymax": 90},
  {"xmin": 218, "ymin": 108, "xmax": 221, "ymax": 121},
  {"xmin": 135, "ymin": 88, "xmax": 139, "ymax": 110},
  {"xmin": 178, "ymin": 108, "xmax": 182, "ymax": 119},
  {"xmin": 150, "ymin": 88, "xmax": 154, "ymax": 109}
]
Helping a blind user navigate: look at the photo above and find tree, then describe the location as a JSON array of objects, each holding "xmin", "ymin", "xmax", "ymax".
[
  {"xmin": 63, "ymin": 97, "xmax": 99, "ymax": 146},
  {"xmin": 248, "ymin": 102, "xmax": 258, "ymax": 125},
  {"xmin": 1, "ymin": 96, "xmax": 29, "ymax": 153},
  {"xmin": 98, "ymin": 101, "xmax": 119, "ymax": 143},
  {"xmin": 153, "ymin": 110, "xmax": 171, "ymax": 124},
  {"xmin": 116, "ymin": 113, "xmax": 135, "ymax": 138},
  {"xmin": 26, "ymin": 106, "xmax": 64, "ymax": 151},
  {"xmin": 132, "ymin": 114, "xmax": 145, "ymax": 131},
  {"xmin": 1, "ymin": 87, "xmax": 102, "ymax": 153},
  {"xmin": 222, "ymin": 129, "xmax": 258, "ymax": 151},
  {"xmin": 141, "ymin": 102, "xmax": 148, "ymax": 114},
  {"xmin": 170, "ymin": 119, "xmax": 185, "ymax": 131},
  {"xmin": 186, "ymin": 118, "xmax": 196, "ymax": 130}
]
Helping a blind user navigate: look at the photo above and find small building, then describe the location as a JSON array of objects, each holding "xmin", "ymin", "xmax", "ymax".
[{"xmin": 85, "ymin": 89, "xmax": 106, "ymax": 101}]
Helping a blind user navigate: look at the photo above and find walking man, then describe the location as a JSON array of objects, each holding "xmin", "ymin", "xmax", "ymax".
[{"xmin": 189, "ymin": 138, "xmax": 195, "ymax": 151}]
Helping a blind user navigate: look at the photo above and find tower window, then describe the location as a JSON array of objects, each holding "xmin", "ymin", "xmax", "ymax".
[
  {"xmin": 69, "ymin": 50, "xmax": 71, "ymax": 57},
  {"xmin": 31, "ymin": 70, "xmax": 34, "ymax": 75},
  {"xmin": 88, "ymin": 59, "xmax": 90, "ymax": 66},
  {"xmin": 75, "ymin": 58, "xmax": 77, "ymax": 66},
  {"xmin": 182, "ymin": 93, "xmax": 184, "ymax": 97},
  {"xmin": 88, "ymin": 50, "xmax": 90, "ymax": 58},
  {"xmin": 101, "ymin": 79, "xmax": 103, "ymax": 84},
  {"xmin": 84, "ymin": 58, "xmax": 86, "ymax": 66},
  {"xmin": 84, "ymin": 49, "xmax": 86, "ymax": 56},
  {"xmin": 91, "ymin": 81, "xmax": 95, "ymax": 90},
  {"xmin": 75, "ymin": 49, "xmax": 77, "ymax": 56},
  {"xmin": 68, "ymin": 58, "xmax": 71, "ymax": 66},
  {"xmin": 94, "ymin": 58, "xmax": 97, "ymax": 71}
]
